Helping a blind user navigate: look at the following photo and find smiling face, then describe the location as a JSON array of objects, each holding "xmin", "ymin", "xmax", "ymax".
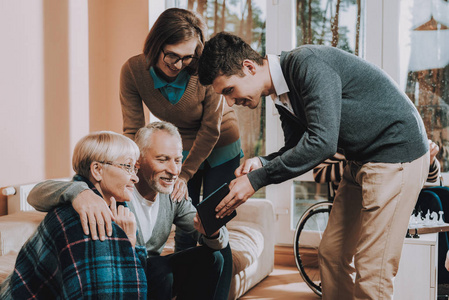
[
  {"xmin": 155, "ymin": 38, "xmax": 198, "ymax": 81},
  {"xmin": 211, "ymin": 60, "xmax": 268, "ymax": 109},
  {"xmin": 99, "ymin": 156, "xmax": 139, "ymax": 203},
  {"xmin": 138, "ymin": 131, "xmax": 183, "ymax": 196}
]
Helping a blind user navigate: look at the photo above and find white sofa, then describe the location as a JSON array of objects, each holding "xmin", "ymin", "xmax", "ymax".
[{"xmin": 0, "ymin": 198, "xmax": 275, "ymax": 299}]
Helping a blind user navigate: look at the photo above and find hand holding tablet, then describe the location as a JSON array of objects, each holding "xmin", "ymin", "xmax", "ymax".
[{"xmin": 196, "ymin": 183, "xmax": 237, "ymax": 237}]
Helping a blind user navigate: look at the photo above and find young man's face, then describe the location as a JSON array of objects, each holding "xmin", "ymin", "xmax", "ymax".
[
  {"xmin": 212, "ymin": 66, "xmax": 265, "ymax": 109},
  {"xmin": 139, "ymin": 131, "xmax": 183, "ymax": 195}
]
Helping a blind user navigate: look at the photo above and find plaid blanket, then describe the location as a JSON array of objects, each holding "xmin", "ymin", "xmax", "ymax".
[{"xmin": 0, "ymin": 194, "xmax": 147, "ymax": 299}]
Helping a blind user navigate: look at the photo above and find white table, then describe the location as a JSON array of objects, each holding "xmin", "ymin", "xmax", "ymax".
[{"xmin": 394, "ymin": 233, "xmax": 438, "ymax": 300}]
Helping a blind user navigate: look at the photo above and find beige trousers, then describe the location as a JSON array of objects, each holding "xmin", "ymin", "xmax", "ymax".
[{"xmin": 318, "ymin": 152, "xmax": 429, "ymax": 300}]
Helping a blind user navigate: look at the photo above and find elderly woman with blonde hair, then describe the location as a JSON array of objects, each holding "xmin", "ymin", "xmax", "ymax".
[{"xmin": 0, "ymin": 131, "xmax": 147, "ymax": 299}]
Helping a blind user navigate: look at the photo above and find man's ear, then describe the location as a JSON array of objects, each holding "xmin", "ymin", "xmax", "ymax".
[
  {"xmin": 90, "ymin": 161, "xmax": 103, "ymax": 182},
  {"xmin": 242, "ymin": 59, "xmax": 256, "ymax": 75}
]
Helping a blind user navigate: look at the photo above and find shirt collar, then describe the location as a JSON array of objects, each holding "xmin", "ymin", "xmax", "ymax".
[
  {"xmin": 150, "ymin": 67, "xmax": 190, "ymax": 90},
  {"xmin": 267, "ymin": 54, "xmax": 289, "ymax": 97}
]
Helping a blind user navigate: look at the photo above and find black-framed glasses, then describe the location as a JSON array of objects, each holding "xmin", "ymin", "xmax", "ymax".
[
  {"xmin": 162, "ymin": 49, "xmax": 197, "ymax": 66},
  {"xmin": 99, "ymin": 161, "xmax": 139, "ymax": 175}
]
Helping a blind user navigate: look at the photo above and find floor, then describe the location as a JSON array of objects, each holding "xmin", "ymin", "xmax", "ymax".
[{"xmin": 238, "ymin": 265, "xmax": 320, "ymax": 300}]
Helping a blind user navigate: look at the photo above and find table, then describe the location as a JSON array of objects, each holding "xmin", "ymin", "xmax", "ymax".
[{"xmin": 394, "ymin": 224, "xmax": 449, "ymax": 300}]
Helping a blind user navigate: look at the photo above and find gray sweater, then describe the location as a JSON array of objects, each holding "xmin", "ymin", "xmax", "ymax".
[
  {"xmin": 27, "ymin": 180, "xmax": 228, "ymax": 256},
  {"xmin": 248, "ymin": 45, "xmax": 428, "ymax": 191}
]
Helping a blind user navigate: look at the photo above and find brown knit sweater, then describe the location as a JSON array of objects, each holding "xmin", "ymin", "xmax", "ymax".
[{"xmin": 120, "ymin": 54, "xmax": 240, "ymax": 181}]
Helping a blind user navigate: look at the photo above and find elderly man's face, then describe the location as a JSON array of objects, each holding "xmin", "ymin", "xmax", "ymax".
[{"xmin": 139, "ymin": 131, "xmax": 183, "ymax": 194}]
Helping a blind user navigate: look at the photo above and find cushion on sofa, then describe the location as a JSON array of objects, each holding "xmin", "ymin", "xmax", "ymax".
[
  {"xmin": 0, "ymin": 253, "xmax": 17, "ymax": 283},
  {"xmin": 0, "ymin": 211, "xmax": 45, "ymax": 256},
  {"xmin": 227, "ymin": 221, "xmax": 264, "ymax": 274}
]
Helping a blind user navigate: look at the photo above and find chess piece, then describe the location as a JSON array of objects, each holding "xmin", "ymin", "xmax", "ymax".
[
  {"xmin": 406, "ymin": 228, "xmax": 412, "ymax": 238},
  {"xmin": 430, "ymin": 211, "xmax": 439, "ymax": 225},
  {"xmin": 416, "ymin": 210, "xmax": 423, "ymax": 225},
  {"xmin": 438, "ymin": 211, "xmax": 445, "ymax": 225},
  {"xmin": 424, "ymin": 210, "xmax": 432, "ymax": 226}
]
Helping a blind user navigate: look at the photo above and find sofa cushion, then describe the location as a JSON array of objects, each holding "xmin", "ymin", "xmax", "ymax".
[
  {"xmin": 0, "ymin": 253, "xmax": 17, "ymax": 283},
  {"xmin": 0, "ymin": 211, "xmax": 45, "ymax": 256},
  {"xmin": 227, "ymin": 220, "xmax": 264, "ymax": 274}
]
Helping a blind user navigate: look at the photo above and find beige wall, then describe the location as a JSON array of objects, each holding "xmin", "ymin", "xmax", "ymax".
[
  {"xmin": 89, "ymin": 0, "xmax": 149, "ymax": 133},
  {"xmin": 0, "ymin": 0, "xmax": 148, "ymax": 192}
]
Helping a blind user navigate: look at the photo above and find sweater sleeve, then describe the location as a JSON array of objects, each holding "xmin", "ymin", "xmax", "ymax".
[
  {"xmin": 120, "ymin": 60, "xmax": 146, "ymax": 140},
  {"xmin": 28, "ymin": 180, "xmax": 90, "ymax": 212},
  {"xmin": 248, "ymin": 53, "xmax": 341, "ymax": 191},
  {"xmin": 179, "ymin": 86, "xmax": 223, "ymax": 181}
]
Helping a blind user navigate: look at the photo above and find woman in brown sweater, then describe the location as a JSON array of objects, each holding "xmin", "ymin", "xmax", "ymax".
[{"xmin": 119, "ymin": 8, "xmax": 240, "ymax": 299}]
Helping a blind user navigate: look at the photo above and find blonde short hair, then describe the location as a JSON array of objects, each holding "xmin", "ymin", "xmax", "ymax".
[
  {"xmin": 135, "ymin": 121, "xmax": 181, "ymax": 157},
  {"xmin": 72, "ymin": 131, "xmax": 140, "ymax": 178}
]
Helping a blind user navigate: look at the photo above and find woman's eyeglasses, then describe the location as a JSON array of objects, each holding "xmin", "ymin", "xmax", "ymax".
[
  {"xmin": 162, "ymin": 49, "xmax": 197, "ymax": 66},
  {"xmin": 99, "ymin": 161, "xmax": 139, "ymax": 175}
]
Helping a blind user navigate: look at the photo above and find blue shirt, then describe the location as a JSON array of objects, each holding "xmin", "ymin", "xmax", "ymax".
[
  {"xmin": 183, "ymin": 139, "xmax": 243, "ymax": 169},
  {"xmin": 150, "ymin": 67, "xmax": 190, "ymax": 104},
  {"xmin": 150, "ymin": 68, "xmax": 243, "ymax": 169}
]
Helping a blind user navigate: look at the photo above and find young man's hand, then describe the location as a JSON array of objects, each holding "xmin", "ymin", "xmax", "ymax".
[
  {"xmin": 234, "ymin": 157, "xmax": 262, "ymax": 177},
  {"xmin": 72, "ymin": 190, "xmax": 115, "ymax": 241},
  {"xmin": 215, "ymin": 175, "xmax": 255, "ymax": 218}
]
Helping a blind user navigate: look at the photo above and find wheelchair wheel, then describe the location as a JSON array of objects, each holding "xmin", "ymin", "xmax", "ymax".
[{"xmin": 294, "ymin": 201, "xmax": 333, "ymax": 297}]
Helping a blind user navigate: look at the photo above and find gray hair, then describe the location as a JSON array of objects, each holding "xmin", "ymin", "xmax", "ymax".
[
  {"xmin": 134, "ymin": 121, "xmax": 182, "ymax": 157},
  {"xmin": 72, "ymin": 131, "xmax": 140, "ymax": 179}
]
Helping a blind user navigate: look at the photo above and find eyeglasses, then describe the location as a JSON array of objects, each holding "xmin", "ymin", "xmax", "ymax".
[
  {"xmin": 99, "ymin": 161, "xmax": 139, "ymax": 175},
  {"xmin": 162, "ymin": 49, "xmax": 197, "ymax": 66}
]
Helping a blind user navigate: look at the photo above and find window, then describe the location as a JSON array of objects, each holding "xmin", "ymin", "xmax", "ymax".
[
  {"xmin": 292, "ymin": 0, "xmax": 365, "ymax": 229},
  {"xmin": 174, "ymin": 0, "xmax": 267, "ymax": 197},
  {"xmin": 398, "ymin": 0, "xmax": 449, "ymax": 172}
]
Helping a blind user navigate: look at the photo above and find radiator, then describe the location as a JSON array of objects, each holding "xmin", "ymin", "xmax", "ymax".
[
  {"xmin": 2, "ymin": 183, "xmax": 38, "ymax": 214},
  {"xmin": 2, "ymin": 178, "xmax": 71, "ymax": 214}
]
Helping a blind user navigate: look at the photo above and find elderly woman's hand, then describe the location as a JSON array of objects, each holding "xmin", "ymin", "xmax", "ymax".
[{"xmin": 110, "ymin": 197, "xmax": 137, "ymax": 247}]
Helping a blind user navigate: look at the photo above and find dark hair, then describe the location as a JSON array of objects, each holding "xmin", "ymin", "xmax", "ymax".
[
  {"xmin": 143, "ymin": 8, "xmax": 207, "ymax": 74},
  {"xmin": 198, "ymin": 32, "xmax": 264, "ymax": 86}
]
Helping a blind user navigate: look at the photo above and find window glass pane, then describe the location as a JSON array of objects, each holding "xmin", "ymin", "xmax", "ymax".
[
  {"xmin": 399, "ymin": 0, "xmax": 449, "ymax": 171},
  {"xmin": 292, "ymin": 181, "xmax": 329, "ymax": 228},
  {"xmin": 295, "ymin": 0, "xmax": 364, "ymax": 55},
  {"xmin": 292, "ymin": 0, "xmax": 365, "ymax": 229},
  {"xmin": 175, "ymin": 0, "xmax": 267, "ymax": 197}
]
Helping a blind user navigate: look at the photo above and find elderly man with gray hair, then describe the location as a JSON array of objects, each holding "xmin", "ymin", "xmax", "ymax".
[{"xmin": 27, "ymin": 121, "xmax": 232, "ymax": 300}]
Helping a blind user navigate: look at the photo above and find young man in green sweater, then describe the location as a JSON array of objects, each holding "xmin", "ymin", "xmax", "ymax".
[{"xmin": 198, "ymin": 32, "xmax": 430, "ymax": 300}]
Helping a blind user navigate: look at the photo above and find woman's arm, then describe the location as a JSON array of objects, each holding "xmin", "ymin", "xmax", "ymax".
[
  {"xmin": 179, "ymin": 85, "xmax": 223, "ymax": 182},
  {"xmin": 120, "ymin": 60, "xmax": 146, "ymax": 140},
  {"xmin": 28, "ymin": 180, "xmax": 114, "ymax": 241}
]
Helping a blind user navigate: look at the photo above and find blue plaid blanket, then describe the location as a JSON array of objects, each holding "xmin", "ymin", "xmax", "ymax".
[{"xmin": 0, "ymin": 197, "xmax": 147, "ymax": 299}]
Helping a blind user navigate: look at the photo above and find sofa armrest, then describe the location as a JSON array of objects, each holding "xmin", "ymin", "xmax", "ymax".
[
  {"xmin": 233, "ymin": 198, "xmax": 275, "ymax": 237},
  {"xmin": 0, "ymin": 211, "xmax": 46, "ymax": 256}
]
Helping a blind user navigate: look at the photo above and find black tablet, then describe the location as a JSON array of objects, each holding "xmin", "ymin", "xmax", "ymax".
[{"xmin": 196, "ymin": 183, "xmax": 237, "ymax": 237}]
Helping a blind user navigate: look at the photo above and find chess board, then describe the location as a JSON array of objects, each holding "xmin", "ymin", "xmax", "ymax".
[{"xmin": 407, "ymin": 223, "xmax": 449, "ymax": 235}]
